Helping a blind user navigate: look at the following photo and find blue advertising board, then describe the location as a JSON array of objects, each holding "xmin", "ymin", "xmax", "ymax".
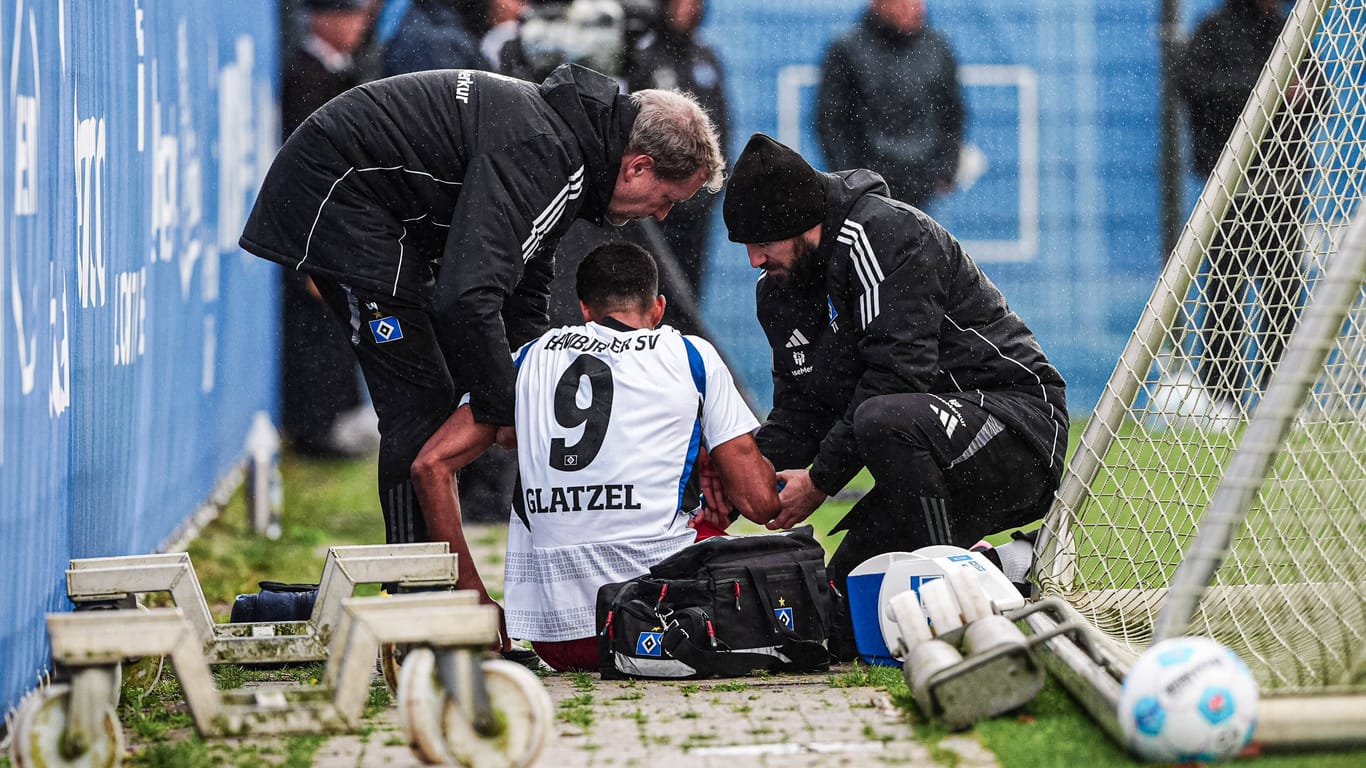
[
  {"xmin": 698, "ymin": 0, "xmax": 1227, "ymax": 412},
  {"xmin": 0, "ymin": 0, "xmax": 279, "ymax": 714}
]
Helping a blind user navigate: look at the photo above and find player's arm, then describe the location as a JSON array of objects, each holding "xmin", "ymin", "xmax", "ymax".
[
  {"xmin": 410, "ymin": 404, "xmax": 508, "ymax": 648},
  {"xmin": 691, "ymin": 336, "xmax": 781, "ymax": 526},
  {"xmin": 708, "ymin": 433, "xmax": 780, "ymax": 527}
]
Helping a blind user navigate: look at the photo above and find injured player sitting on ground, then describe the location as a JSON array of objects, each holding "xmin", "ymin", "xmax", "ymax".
[{"xmin": 411, "ymin": 241, "xmax": 780, "ymax": 671}]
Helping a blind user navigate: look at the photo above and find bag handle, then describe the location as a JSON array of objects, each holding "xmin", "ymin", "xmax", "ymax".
[
  {"xmin": 659, "ymin": 608, "xmax": 776, "ymax": 678},
  {"xmin": 659, "ymin": 614, "xmax": 715, "ymax": 678},
  {"xmin": 796, "ymin": 559, "xmax": 835, "ymax": 631},
  {"xmin": 744, "ymin": 564, "xmax": 832, "ymax": 670}
]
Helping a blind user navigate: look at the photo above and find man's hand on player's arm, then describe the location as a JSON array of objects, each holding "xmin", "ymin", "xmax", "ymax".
[
  {"xmin": 769, "ymin": 468, "xmax": 827, "ymax": 530},
  {"xmin": 411, "ymin": 404, "xmax": 509, "ymax": 651},
  {"xmin": 708, "ymin": 435, "xmax": 781, "ymax": 527}
]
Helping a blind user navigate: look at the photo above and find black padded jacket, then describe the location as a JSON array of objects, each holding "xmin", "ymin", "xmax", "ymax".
[
  {"xmin": 240, "ymin": 64, "xmax": 636, "ymax": 426},
  {"xmin": 755, "ymin": 170, "xmax": 1068, "ymax": 499}
]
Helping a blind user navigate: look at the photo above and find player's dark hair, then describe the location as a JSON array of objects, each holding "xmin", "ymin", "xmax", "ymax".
[{"xmin": 576, "ymin": 241, "xmax": 659, "ymax": 313}]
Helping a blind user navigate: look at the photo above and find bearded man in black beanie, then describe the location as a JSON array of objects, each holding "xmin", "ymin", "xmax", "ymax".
[{"xmin": 722, "ymin": 133, "xmax": 1068, "ymax": 657}]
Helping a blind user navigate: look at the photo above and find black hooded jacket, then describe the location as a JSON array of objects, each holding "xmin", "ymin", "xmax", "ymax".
[
  {"xmin": 240, "ymin": 64, "xmax": 637, "ymax": 425},
  {"xmin": 755, "ymin": 171, "xmax": 1068, "ymax": 498}
]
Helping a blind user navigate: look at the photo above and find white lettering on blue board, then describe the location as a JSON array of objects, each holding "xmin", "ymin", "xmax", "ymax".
[
  {"xmin": 75, "ymin": 114, "xmax": 108, "ymax": 308},
  {"xmin": 14, "ymin": 95, "xmax": 38, "ymax": 215},
  {"xmin": 201, "ymin": 314, "xmax": 216, "ymax": 393},
  {"xmin": 217, "ymin": 36, "xmax": 259, "ymax": 251},
  {"xmin": 49, "ymin": 263, "xmax": 70, "ymax": 418},
  {"xmin": 114, "ymin": 269, "xmax": 147, "ymax": 366}
]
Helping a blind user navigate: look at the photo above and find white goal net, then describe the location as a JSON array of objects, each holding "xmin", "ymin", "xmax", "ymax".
[{"xmin": 1036, "ymin": 0, "xmax": 1366, "ymax": 706}]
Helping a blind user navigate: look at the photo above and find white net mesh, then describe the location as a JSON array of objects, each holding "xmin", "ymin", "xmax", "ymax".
[{"xmin": 1038, "ymin": 0, "xmax": 1366, "ymax": 697}]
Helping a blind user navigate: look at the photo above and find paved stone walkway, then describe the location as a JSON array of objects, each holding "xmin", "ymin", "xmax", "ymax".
[
  {"xmin": 309, "ymin": 666, "xmax": 999, "ymax": 768},
  {"xmin": 303, "ymin": 524, "xmax": 999, "ymax": 768}
]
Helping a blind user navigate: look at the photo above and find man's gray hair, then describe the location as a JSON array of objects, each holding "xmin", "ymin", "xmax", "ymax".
[{"xmin": 627, "ymin": 89, "xmax": 726, "ymax": 193}]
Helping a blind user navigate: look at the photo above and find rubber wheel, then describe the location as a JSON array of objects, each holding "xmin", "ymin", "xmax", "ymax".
[
  {"xmin": 121, "ymin": 602, "xmax": 164, "ymax": 696},
  {"xmin": 121, "ymin": 655, "xmax": 164, "ymax": 696},
  {"xmin": 441, "ymin": 659, "xmax": 552, "ymax": 768},
  {"xmin": 397, "ymin": 647, "xmax": 449, "ymax": 765},
  {"xmin": 10, "ymin": 684, "xmax": 123, "ymax": 768}
]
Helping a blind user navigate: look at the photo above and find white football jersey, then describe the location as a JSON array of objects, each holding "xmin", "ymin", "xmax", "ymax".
[{"xmin": 504, "ymin": 319, "xmax": 759, "ymax": 641}]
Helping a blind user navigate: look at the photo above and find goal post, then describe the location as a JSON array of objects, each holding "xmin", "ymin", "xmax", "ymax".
[{"xmin": 1033, "ymin": 0, "xmax": 1366, "ymax": 747}]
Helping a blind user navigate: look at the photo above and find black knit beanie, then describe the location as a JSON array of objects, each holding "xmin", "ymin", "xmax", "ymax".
[{"xmin": 723, "ymin": 134, "xmax": 825, "ymax": 243}]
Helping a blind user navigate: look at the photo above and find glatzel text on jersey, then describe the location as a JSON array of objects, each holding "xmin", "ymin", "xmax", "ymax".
[{"xmin": 524, "ymin": 484, "xmax": 642, "ymax": 514}]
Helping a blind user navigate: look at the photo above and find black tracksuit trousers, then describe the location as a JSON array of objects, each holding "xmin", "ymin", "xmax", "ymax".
[
  {"xmin": 314, "ymin": 277, "xmax": 460, "ymax": 545},
  {"xmin": 823, "ymin": 392, "xmax": 1054, "ymax": 654}
]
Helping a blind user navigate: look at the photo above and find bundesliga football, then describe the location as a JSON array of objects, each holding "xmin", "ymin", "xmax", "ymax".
[{"xmin": 1118, "ymin": 636, "xmax": 1259, "ymax": 763}]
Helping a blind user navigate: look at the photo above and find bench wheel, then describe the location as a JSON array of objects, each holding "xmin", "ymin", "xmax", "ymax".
[
  {"xmin": 397, "ymin": 648, "xmax": 552, "ymax": 767},
  {"xmin": 9, "ymin": 683, "xmax": 123, "ymax": 768}
]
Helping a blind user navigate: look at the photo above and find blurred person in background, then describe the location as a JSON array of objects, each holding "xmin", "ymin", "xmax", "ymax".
[
  {"xmin": 1176, "ymin": 0, "xmax": 1309, "ymax": 406},
  {"xmin": 483, "ymin": 0, "xmax": 528, "ymax": 70},
  {"xmin": 382, "ymin": 0, "xmax": 495, "ymax": 75},
  {"xmin": 284, "ymin": 0, "xmax": 376, "ymax": 134},
  {"xmin": 280, "ymin": 0, "xmax": 382, "ymax": 458},
  {"xmin": 621, "ymin": 0, "xmax": 729, "ymax": 336},
  {"xmin": 816, "ymin": 0, "xmax": 964, "ymax": 211}
]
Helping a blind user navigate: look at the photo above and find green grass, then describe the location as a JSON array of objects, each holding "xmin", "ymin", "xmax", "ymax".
[
  {"xmin": 568, "ymin": 671, "xmax": 595, "ymax": 694},
  {"xmin": 184, "ymin": 454, "xmax": 384, "ymax": 614},
  {"xmin": 558, "ymin": 693, "xmax": 595, "ymax": 730},
  {"xmin": 977, "ymin": 680, "xmax": 1139, "ymax": 768},
  {"xmin": 1061, "ymin": 415, "xmax": 1366, "ymax": 592},
  {"xmin": 113, "ymin": 653, "xmax": 386, "ymax": 768}
]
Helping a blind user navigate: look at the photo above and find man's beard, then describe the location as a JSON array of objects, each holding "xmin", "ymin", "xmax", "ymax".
[{"xmin": 786, "ymin": 235, "xmax": 823, "ymax": 287}]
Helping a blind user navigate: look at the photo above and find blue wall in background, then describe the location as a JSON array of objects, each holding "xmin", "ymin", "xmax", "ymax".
[
  {"xmin": 698, "ymin": 0, "xmax": 1225, "ymax": 413},
  {"xmin": 0, "ymin": 0, "xmax": 279, "ymax": 714}
]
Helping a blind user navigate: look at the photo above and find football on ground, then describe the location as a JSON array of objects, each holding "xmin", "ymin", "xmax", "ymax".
[{"xmin": 1118, "ymin": 636, "xmax": 1259, "ymax": 763}]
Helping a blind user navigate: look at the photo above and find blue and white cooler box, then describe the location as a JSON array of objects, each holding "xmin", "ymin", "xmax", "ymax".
[{"xmin": 847, "ymin": 546, "xmax": 1027, "ymax": 666}]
